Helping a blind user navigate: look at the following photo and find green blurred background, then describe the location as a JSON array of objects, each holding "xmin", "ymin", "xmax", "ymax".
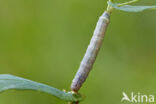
[{"xmin": 0, "ymin": 0, "xmax": 156, "ymax": 104}]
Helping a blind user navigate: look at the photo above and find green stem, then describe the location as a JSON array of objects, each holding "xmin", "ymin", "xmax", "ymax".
[{"xmin": 118, "ymin": 0, "xmax": 140, "ymax": 6}]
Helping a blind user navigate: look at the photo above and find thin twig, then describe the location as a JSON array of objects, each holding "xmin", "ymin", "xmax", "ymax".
[{"xmin": 118, "ymin": 0, "xmax": 140, "ymax": 6}]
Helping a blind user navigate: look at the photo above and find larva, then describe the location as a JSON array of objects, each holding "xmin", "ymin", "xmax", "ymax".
[{"xmin": 71, "ymin": 11, "xmax": 110, "ymax": 92}]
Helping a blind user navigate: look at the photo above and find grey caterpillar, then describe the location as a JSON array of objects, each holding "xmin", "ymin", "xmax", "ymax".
[{"xmin": 71, "ymin": 11, "xmax": 110, "ymax": 92}]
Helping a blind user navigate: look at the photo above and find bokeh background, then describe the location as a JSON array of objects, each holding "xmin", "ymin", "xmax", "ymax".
[{"xmin": 0, "ymin": 0, "xmax": 156, "ymax": 104}]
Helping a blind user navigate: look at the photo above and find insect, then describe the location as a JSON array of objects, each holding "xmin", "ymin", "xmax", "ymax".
[{"xmin": 71, "ymin": 11, "xmax": 110, "ymax": 92}]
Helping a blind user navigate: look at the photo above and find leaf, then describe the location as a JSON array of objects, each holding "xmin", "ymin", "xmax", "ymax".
[
  {"xmin": 108, "ymin": 1, "xmax": 156, "ymax": 12},
  {"xmin": 0, "ymin": 74, "xmax": 83, "ymax": 102}
]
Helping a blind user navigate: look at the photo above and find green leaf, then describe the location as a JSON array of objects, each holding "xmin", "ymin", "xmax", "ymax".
[
  {"xmin": 0, "ymin": 74, "xmax": 83, "ymax": 102},
  {"xmin": 108, "ymin": 1, "xmax": 156, "ymax": 12}
]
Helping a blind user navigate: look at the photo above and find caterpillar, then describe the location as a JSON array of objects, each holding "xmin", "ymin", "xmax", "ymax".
[{"xmin": 71, "ymin": 11, "xmax": 110, "ymax": 92}]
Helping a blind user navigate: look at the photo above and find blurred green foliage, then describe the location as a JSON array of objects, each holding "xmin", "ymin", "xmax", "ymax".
[{"xmin": 0, "ymin": 0, "xmax": 156, "ymax": 104}]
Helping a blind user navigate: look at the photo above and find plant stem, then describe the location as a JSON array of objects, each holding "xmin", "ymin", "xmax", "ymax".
[
  {"xmin": 71, "ymin": 9, "xmax": 112, "ymax": 93},
  {"xmin": 118, "ymin": 0, "xmax": 140, "ymax": 6}
]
